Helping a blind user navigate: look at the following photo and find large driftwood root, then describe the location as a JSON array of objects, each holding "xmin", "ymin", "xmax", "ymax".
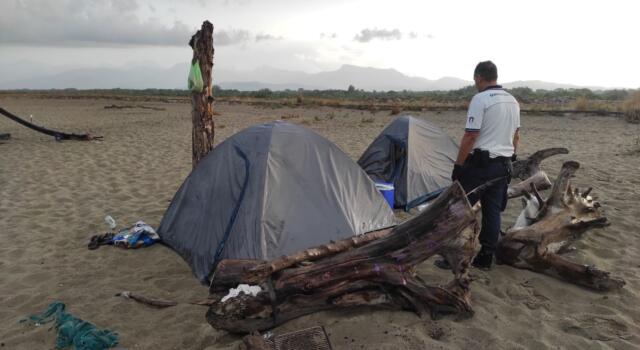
[
  {"xmin": 507, "ymin": 147, "xmax": 569, "ymax": 199},
  {"xmin": 497, "ymin": 161, "xmax": 625, "ymax": 291},
  {"xmin": 512, "ymin": 147, "xmax": 569, "ymax": 180},
  {"xmin": 206, "ymin": 183, "xmax": 479, "ymax": 333}
]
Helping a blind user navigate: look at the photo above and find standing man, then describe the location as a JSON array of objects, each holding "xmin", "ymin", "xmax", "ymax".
[{"xmin": 452, "ymin": 60, "xmax": 520, "ymax": 270}]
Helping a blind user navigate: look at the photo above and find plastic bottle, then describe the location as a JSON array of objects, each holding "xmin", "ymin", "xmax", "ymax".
[{"xmin": 104, "ymin": 215, "xmax": 117, "ymax": 230}]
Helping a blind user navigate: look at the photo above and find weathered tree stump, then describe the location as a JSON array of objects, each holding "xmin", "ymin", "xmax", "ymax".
[
  {"xmin": 497, "ymin": 161, "xmax": 626, "ymax": 291},
  {"xmin": 206, "ymin": 183, "xmax": 479, "ymax": 333},
  {"xmin": 189, "ymin": 20, "xmax": 215, "ymax": 168}
]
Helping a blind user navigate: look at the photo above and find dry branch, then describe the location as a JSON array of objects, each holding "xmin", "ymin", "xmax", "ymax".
[
  {"xmin": 0, "ymin": 107, "xmax": 100, "ymax": 141},
  {"xmin": 512, "ymin": 147, "xmax": 568, "ymax": 180},
  {"xmin": 506, "ymin": 147, "xmax": 569, "ymax": 199},
  {"xmin": 507, "ymin": 171, "xmax": 551, "ymax": 198},
  {"xmin": 115, "ymin": 291, "xmax": 178, "ymax": 308}
]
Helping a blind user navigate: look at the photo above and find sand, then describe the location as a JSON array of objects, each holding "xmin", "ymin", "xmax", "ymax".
[{"xmin": 1, "ymin": 95, "xmax": 638, "ymax": 349}]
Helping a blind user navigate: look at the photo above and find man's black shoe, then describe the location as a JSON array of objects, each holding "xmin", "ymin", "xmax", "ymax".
[{"xmin": 472, "ymin": 251, "xmax": 493, "ymax": 270}]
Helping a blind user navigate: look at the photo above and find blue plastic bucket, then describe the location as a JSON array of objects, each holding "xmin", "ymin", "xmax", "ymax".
[{"xmin": 375, "ymin": 182, "xmax": 395, "ymax": 209}]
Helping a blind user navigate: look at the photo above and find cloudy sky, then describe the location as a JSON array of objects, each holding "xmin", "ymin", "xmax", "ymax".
[{"xmin": 1, "ymin": 0, "xmax": 638, "ymax": 88}]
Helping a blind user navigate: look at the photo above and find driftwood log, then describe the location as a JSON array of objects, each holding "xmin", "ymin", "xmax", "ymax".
[
  {"xmin": 0, "ymin": 107, "xmax": 100, "ymax": 141},
  {"xmin": 115, "ymin": 291, "xmax": 178, "ymax": 308},
  {"xmin": 512, "ymin": 147, "xmax": 568, "ymax": 180},
  {"xmin": 497, "ymin": 161, "xmax": 626, "ymax": 291},
  {"xmin": 507, "ymin": 147, "xmax": 568, "ymax": 198},
  {"xmin": 206, "ymin": 183, "xmax": 479, "ymax": 333},
  {"xmin": 189, "ymin": 20, "xmax": 215, "ymax": 168}
]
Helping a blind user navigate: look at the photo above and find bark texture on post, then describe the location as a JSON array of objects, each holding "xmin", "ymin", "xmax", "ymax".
[{"xmin": 189, "ymin": 20, "xmax": 215, "ymax": 168}]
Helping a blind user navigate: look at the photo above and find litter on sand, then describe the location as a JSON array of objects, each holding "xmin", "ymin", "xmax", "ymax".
[
  {"xmin": 88, "ymin": 220, "xmax": 159, "ymax": 250},
  {"xmin": 221, "ymin": 284, "xmax": 262, "ymax": 302},
  {"xmin": 21, "ymin": 302, "xmax": 118, "ymax": 350}
]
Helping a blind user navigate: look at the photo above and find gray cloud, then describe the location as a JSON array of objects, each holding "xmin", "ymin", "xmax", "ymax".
[
  {"xmin": 255, "ymin": 33, "xmax": 283, "ymax": 42},
  {"xmin": 223, "ymin": 0, "xmax": 253, "ymax": 5},
  {"xmin": 0, "ymin": 1, "xmax": 263, "ymax": 47},
  {"xmin": 321, "ymin": 33, "xmax": 338, "ymax": 39},
  {"xmin": 215, "ymin": 29, "xmax": 251, "ymax": 46},
  {"xmin": 354, "ymin": 28, "xmax": 402, "ymax": 43},
  {"xmin": 0, "ymin": 0, "xmax": 193, "ymax": 45},
  {"xmin": 409, "ymin": 32, "xmax": 418, "ymax": 39}
]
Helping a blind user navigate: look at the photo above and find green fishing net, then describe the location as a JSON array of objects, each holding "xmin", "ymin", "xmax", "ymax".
[
  {"xmin": 22, "ymin": 302, "xmax": 118, "ymax": 350},
  {"xmin": 188, "ymin": 60, "xmax": 204, "ymax": 92}
]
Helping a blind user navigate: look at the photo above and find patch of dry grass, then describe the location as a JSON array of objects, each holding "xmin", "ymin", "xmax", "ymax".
[
  {"xmin": 281, "ymin": 113, "xmax": 300, "ymax": 120},
  {"xmin": 623, "ymin": 91, "xmax": 640, "ymax": 124},
  {"xmin": 573, "ymin": 96, "xmax": 612, "ymax": 112}
]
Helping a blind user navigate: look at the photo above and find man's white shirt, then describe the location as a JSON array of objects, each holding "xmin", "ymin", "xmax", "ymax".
[{"xmin": 465, "ymin": 86, "xmax": 520, "ymax": 158}]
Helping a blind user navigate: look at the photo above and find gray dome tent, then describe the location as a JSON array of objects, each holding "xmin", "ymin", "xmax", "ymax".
[
  {"xmin": 159, "ymin": 121, "xmax": 396, "ymax": 283},
  {"xmin": 358, "ymin": 116, "xmax": 458, "ymax": 209}
]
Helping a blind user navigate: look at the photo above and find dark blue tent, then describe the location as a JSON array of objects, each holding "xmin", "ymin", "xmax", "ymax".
[
  {"xmin": 358, "ymin": 116, "xmax": 458, "ymax": 209},
  {"xmin": 159, "ymin": 121, "xmax": 396, "ymax": 283}
]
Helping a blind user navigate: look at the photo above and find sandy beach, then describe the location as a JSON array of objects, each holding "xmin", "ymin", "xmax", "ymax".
[{"xmin": 1, "ymin": 95, "xmax": 638, "ymax": 349}]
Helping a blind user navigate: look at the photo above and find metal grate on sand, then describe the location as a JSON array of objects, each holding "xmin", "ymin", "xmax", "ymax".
[{"xmin": 273, "ymin": 326, "xmax": 332, "ymax": 350}]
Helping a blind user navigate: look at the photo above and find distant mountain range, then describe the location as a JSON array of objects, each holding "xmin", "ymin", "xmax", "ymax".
[{"xmin": 0, "ymin": 61, "xmax": 610, "ymax": 91}]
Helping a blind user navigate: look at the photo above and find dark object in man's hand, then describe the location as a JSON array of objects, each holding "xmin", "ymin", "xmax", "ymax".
[
  {"xmin": 451, "ymin": 164, "xmax": 464, "ymax": 181},
  {"xmin": 511, "ymin": 154, "xmax": 517, "ymax": 162}
]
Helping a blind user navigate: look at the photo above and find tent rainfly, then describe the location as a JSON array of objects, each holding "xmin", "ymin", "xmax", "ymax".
[
  {"xmin": 159, "ymin": 121, "xmax": 396, "ymax": 283},
  {"xmin": 358, "ymin": 116, "xmax": 459, "ymax": 209}
]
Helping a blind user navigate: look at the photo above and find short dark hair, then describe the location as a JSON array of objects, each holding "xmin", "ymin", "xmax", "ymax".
[{"xmin": 474, "ymin": 61, "xmax": 498, "ymax": 82}]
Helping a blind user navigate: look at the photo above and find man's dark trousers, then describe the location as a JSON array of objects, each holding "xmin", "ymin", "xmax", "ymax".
[{"xmin": 458, "ymin": 160, "xmax": 509, "ymax": 254}]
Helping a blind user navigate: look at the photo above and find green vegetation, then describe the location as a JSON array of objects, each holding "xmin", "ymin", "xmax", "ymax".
[
  {"xmin": 212, "ymin": 85, "xmax": 632, "ymax": 104},
  {"xmin": 1, "ymin": 86, "xmax": 636, "ymax": 115},
  {"xmin": 1, "ymin": 88, "xmax": 191, "ymax": 97}
]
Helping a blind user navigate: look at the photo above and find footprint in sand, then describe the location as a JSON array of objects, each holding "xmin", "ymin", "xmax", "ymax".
[
  {"xmin": 504, "ymin": 280, "xmax": 551, "ymax": 311},
  {"xmin": 560, "ymin": 314, "xmax": 631, "ymax": 341}
]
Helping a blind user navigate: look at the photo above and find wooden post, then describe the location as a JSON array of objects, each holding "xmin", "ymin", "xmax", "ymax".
[{"xmin": 189, "ymin": 20, "xmax": 215, "ymax": 168}]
